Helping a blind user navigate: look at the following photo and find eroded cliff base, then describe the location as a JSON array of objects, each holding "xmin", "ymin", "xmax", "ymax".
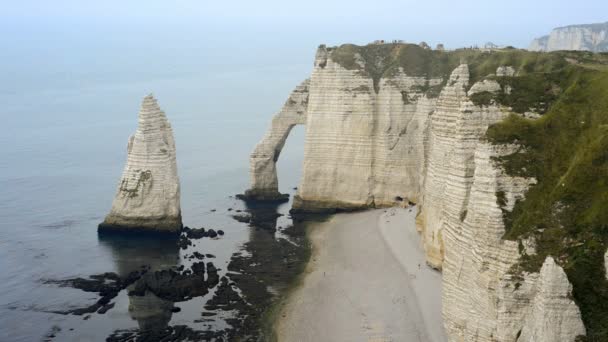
[
  {"xmin": 236, "ymin": 190, "xmax": 289, "ymax": 203},
  {"xmin": 98, "ymin": 214, "xmax": 183, "ymax": 236}
]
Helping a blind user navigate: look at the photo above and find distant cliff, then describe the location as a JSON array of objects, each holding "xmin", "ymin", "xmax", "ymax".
[
  {"xmin": 529, "ymin": 22, "xmax": 608, "ymax": 52},
  {"xmin": 246, "ymin": 43, "xmax": 608, "ymax": 341}
]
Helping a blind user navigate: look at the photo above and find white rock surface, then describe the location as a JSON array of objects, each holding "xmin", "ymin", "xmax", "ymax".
[
  {"xmin": 468, "ymin": 79, "xmax": 501, "ymax": 96},
  {"xmin": 100, "ymin": 94, "xmax": 181, "ymax": 233},
  {"xmin": 293, "ymin": 46, "xmax": 440, "ymax": 210},
  {"xmin": 244, "ymin": 80, "xmax": 309, "ymax": 200},
  {"xmin": 251, "ymin": 46, "xmax": 588, "ymax": 340},
  {"xmin": 496, "ymin": 65, "xmax": 516, "ymax": 77},
  {"xmin": 529, "ymin": 22, "xmax": 608, "ymax": 52},
  {"xmin": 518, "ymin": 257, "xmax": 586, "ymax": 342},
  {"xmin": 605, "ymin": 249, "xmax": 608, "ymax": 280}
]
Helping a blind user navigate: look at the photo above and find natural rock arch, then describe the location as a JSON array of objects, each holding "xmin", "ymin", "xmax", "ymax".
[{"xmin": 241, "ymin": 79, "xmax": 309, "ymax": 201}]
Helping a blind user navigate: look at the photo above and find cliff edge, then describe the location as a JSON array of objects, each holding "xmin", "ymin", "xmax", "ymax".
[
  {"xmin": 529, "ymin": 22, "xmax": 608, "ymax": 52},
  {"xmin": 248, "ymin": 43, "xmax": 608, "ymax": 341}
]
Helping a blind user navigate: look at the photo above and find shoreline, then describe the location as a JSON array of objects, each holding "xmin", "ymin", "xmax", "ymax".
[{"xmin": 274, "ymin": 207, "xmax": 446, "ymax": 341}]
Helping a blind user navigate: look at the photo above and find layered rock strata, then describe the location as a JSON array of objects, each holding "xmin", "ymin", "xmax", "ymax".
[
  {"xmin": 293, "ymin": 46, "xmax": 440, "ymax": 211},
  {"xmin": 248, "ymin": 45, "xmax": 587, "ymax": 340},
  {"xmin": 529, "ymin": 22, "xmax": 608, "ymax": 52},
  {"xmin": 242, "ymin": 80, "xmax": 310, "ymax": 201},
  {"xmin": 99, "ymin": 94, "xmax": 182, "ymax": 234},
  {"xmin": 518, "ymin": 257, "xmax": 586, "ymax": 342},
  {"xmin": 605, "ymin": 249, "xmax": 608, "ymax": 280}
]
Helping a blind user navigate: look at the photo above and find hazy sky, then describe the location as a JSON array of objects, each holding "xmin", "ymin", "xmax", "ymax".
[
  {"xmin": 1, "ymin": 0, "xmax": 607, "ymax": 106},
  {"xmin": 2, "ymin": 0, "xmax": 607, "ymax": 48}
]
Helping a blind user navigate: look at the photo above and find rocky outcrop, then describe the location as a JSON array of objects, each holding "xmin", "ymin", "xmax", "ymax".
[
  {"xmin": 605, "ymin": 249, "xmax": 608, "ymax": 280},
  {"xmin": 242, "ymin": 80, "xmax": 309, "ymax": 201},
  {"xmin": 529, "ymin": 22, "xmax": 608, "ymax": 52},
  {"xmin": 248, "ymin": 44, "xmax": 588, "ymax": 340},
  {"xmin": 99, "ymin": 94, "xmax": 182, "ymax": 234},
  {"xmin": 292, "ymin": 46, "xmax": 440, "ymax": 211},
  {"xmin": 518, "ymin": 257, "xmax": 586, "ymax": 342}
]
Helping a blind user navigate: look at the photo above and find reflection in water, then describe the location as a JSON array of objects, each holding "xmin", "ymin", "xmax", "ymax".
[
  {"xmin": 242, "ymin": 200, "xmax": 283, "ymax": 232},
  {"xmin": 128, "ymin": 290, "xmax": 174, "ymax": 331},
  {"xmin": 98, "ymin": 233, "xmax": 180, "ymax": 276},
  {"xmin": 98, "ymin": 234, "xmax": 179, "ymax": 332}
]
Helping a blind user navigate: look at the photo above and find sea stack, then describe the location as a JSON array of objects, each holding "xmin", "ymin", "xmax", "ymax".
[{"xmin": 99, "ymin": 94, "xmax": 182, "ymax": 235}]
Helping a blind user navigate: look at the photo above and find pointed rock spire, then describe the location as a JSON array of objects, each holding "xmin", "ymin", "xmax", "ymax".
[{"xmin": 99, "ymin": 94, "xmax": 182, "ymax": 234}]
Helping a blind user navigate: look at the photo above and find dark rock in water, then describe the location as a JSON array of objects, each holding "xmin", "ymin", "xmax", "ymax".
[
  {"xmin": 191, "ymin": 261, "xmax": 205, "ymax": 274},
  {"xmin": 45, "ymin": 270, "xmax": 145, "ymax": 315},
  {"xmin": 231, "ymin": 214, "xmax": 251, "ymax": 223},
  {"xmin": 190, "ymin": 251, "xmax": 205, "ymax": 260},
  {"xmin": 171, "ymin": 307, "xmax": 181, "ymax": 313},
  {"xmin": 217, "ymin": 230, "xmax": 225, "ymax": 236},
  {"xmin": 185, "ymin": 228, "xmax": 206, "ymax": 239},
  {"xmin": 107, "ymin": 325, "xmax": 225, "ymax": 342},
  {"xmin": 178, "ymin": 235, "xmax": 191, "ymax": 249},
  {"xmin": 210, "ymin": 209, "xmax": 216, "ymax": 212},
  {"xmin": 129, "ymin": 267, "xmax": 211, "ymax": 302},
  {"xmin": 205, "ymin": 254, "xmax": 215, "ymax": 258},
  {"xmin": 227, "ymin": 208, "xmax": 233, "ymax": 211},
  {"xmin": 44, "ymin": 325, "xmax": 61, "ymax": 341},
  {"xmin": 236, "ymin": 192, "xmax": 289, "ymax": 203},
  {"xmin": 204, "ymin": 277, "xmax": 247, "ymax": 313},
  {"xmin": 97, "ymin": 302, "xmax": 115, "ymax": 314},
  {"xmin": 206, "ymin": 263, "xmax": 219, "ymax": 286},
  {"xmin": 207, "ymin": 229, "xmax": 218, "ymax": 238}
]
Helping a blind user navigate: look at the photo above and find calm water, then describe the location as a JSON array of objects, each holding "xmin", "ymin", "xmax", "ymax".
[{"xmin": 0, "ymin": 43, "xmax": 311, "ymax": 340}]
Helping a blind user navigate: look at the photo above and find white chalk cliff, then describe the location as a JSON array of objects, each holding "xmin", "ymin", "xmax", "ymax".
[
  {"xmin": 518, "ymin": 257, "xmax": 586, "ymax": 342},
  {"xmin": 247, "ymin": 45, "xmax": 587, "ymax": 341},
  {"xmin": 100, "ymin": 94, "xmax": 182, "ymax": 234},
  {"xmin": 529, "ymin": 22, "xmax": 608, "ymax": 52},
  {"xmin": 243, "ymin": 79, "xmax": 310, "ymax": 200}
]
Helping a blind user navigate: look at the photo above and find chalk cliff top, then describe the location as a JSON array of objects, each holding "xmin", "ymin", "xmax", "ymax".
[{"xmin": 529, "ymin": 22, "xmax": 608, "ymax": 52}]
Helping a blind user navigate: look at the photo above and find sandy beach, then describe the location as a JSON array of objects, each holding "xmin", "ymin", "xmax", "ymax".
[{"xmin": 276, "ymin": 207, "xmax": 446, "ymax": 342}]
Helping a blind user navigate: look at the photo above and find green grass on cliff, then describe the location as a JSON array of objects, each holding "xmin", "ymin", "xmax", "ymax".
[
  {"xmin": 328, "ymin": 43, "xmax": 570, "ymax": 97},
  {"xmin": 331, "ymin": 42, "xmax": 608, "ymax": 338},
  {"xmin": 330, "ymin": 44, "xmax": 608, "ymax": 341},
  {"xmin": 487, "ymin": 65, "xmax": 608, "ymax": 341}
]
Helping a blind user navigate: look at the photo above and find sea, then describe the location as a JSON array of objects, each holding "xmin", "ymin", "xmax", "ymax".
[{"xmin": 0, "ymin": 27, "xmax": 315, "ymax": 341}]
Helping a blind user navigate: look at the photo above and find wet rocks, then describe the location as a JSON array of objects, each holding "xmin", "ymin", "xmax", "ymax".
[
  {"xmin": 45, "ymin": 270, "xmax": 146, "ymax": 315},
  {"xmin": 129, "ymin": 264, "xmax": 217, "ymax": 302},
  {"xmin": 107, "ymin": 325, "xmax": 225, "ymax": 342},
  {"xmin": 182, "ymin": 226, "xmax": 222, "ymax": 239},
  {"xmin": 231, "ymin": 214, "xmax": 251, "ymax": 223}
]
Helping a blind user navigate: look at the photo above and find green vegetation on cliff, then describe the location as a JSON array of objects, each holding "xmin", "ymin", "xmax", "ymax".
[
  {"xmin": 328, "ymin": 43, "xmax": 571, "ymax": 98},
  {"xmin": 487, "ymin": 57, "xmax": 608, "ymax": 340},
  {"xmin": 331, "ymin": 43, "xmax": 608, "ymax": 339}
]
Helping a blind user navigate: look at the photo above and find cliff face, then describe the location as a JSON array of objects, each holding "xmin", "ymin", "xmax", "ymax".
[
  {"xmin": 518, "ymin": 257, "xmax": 586, "ymax": 342},
  {"xmin": 99, "ymin": 94, "xmax": 181, "ymax": 234},
  {"xmin": 293, "ymin": 46, "xmax": 439, "ymax": 210},
  {"xmin": 247, "ymin": 44, "xmax": 608, "ymax": 340},
  {"xmin": 529, "ymin": 22, "xmax": 608, "ymax": 52}
]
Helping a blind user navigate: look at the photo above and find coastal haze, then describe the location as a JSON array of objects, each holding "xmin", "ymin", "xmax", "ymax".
[{"xmin": 2, "ymin": 0, "xmax": 608, "ymax": 341}]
